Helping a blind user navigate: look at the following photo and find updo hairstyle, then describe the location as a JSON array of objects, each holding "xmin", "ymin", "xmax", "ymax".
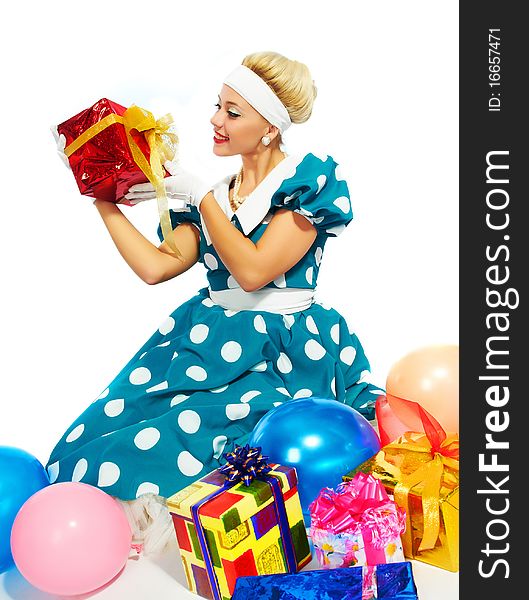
[{"xmin": 242, "ymin": 51, "xmax": 317, "ymax": 126}]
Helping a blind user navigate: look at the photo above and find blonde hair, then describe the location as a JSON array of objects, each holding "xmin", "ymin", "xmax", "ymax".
[{"xmin": 242, "ymin": 51, "xmax": 317, "ymax": 125}]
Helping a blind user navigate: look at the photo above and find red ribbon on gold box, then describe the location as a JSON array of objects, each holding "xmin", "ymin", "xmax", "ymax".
[{"xmin": 343, "ymin": 396, "xmax": 459, "ymax": 572}]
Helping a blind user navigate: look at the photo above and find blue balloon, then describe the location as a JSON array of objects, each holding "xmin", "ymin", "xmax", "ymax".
[
  {"xmin": 0, "ymin": 446, "xmax": 50, "ymax": 572},
  {"xmin": 248, "ymin": 397, "xmax": 381, "ymax": 522}
]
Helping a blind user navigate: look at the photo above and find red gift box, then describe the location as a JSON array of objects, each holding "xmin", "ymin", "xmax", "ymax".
[
  {"xmin": 55, "ymin": 98, "xmax": 182, "ymax": 256},
  {"xmin": 56, "ymin": 98, "xmax": 177, "ymax": 204}
]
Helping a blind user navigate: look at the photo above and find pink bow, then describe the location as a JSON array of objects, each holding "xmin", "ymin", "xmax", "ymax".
[{"xmin": 309, "ymin": 473, "xmax": 405, "ymax": 549}]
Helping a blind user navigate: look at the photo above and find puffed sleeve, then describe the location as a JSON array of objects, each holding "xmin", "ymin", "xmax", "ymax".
[
  {"xmin": 156, "ymin": 206, "xmax": 201, "ymax": 243},
  {"xmin": 271, "ymin": 153, "xmax": 353, "ymax": 237}
]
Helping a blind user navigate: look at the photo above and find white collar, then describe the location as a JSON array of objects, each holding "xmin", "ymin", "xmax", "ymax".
[{"xmin": 202, "ymin": 154, "xmax": 304, "ymax": 245}]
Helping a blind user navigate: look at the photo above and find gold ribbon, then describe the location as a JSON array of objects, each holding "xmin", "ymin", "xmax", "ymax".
[
  {"xmin": 382, "ymin": 432, "xmax": 459, "ymax": 554},
  {"xmin": 64, "ymin": 104, "xmax": 182, "ymax": 258}
]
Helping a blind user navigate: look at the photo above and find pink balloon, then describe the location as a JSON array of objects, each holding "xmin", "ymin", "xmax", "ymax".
[{"xmin": 10, "ymin": 482, "xmax": 132, "ymax": 596}]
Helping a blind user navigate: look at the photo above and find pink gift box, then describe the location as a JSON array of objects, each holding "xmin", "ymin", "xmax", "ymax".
[{"xmin": 309, "ymin": 472, "xmax": 406, "ymax": 569}]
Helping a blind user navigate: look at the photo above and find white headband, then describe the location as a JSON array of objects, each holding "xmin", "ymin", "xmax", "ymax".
[{"xmin": 223, "ymin": 65, "xmax": 292, "ymax": 134}]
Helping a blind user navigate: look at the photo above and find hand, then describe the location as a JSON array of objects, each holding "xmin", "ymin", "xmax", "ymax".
[
  {"xmin": 124, "ymin": 162, "xmax": 211, "ymax": 210},
  {"xmin": 51, "ymin": 125, "xmax": 71, "ymax": 170}
]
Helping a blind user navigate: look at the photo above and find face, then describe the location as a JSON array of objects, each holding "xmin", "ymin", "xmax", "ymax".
[{"xmin": 210, "ymin": 84, "xmax": 276, "ymax": 156}]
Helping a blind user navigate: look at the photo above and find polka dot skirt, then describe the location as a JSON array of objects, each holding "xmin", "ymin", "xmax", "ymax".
[{"xmin": 46, "ymin": 287, "xmax": 384, "ymax": 500}]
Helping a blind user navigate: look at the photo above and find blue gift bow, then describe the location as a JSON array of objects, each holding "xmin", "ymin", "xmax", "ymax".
[
  {"xmin": 190, "ymin": 445, "xmax": 299, "ymax": 600},
  {"xmin": 218, "ymin": 444, "xmax": 273, "ymax": 486}
]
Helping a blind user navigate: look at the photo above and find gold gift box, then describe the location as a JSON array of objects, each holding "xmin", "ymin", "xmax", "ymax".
[{"xmin": 343, "ymin": 431, "xmax": 459, "ymax": 572}]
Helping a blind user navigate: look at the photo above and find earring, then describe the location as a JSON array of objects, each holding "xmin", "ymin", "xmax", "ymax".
[{"xmin": 261, "ymin": 135, "xmax": 271, "ymax": 146}]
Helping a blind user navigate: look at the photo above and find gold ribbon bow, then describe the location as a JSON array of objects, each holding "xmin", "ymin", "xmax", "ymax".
[
  {"xmin": 382, "ymin": 431, "xmax": 459, "ymax": 553},
  {"xmin": 64, "ymin": 103, "xmax": 182, "ymax": 258}
]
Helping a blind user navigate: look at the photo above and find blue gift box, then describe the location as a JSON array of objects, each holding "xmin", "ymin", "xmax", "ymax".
[{"xmin": 231, "ymin": 561, "xmax": 418, "ymax": 600}]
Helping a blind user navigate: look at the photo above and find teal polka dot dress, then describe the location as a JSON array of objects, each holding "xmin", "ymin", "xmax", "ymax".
[{"xmin": 46, "ymin": 152, "xmax": 385, "ymax": 500}]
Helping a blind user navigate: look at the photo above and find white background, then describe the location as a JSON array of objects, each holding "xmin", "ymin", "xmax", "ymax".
[{"xmin": 1, "ymin": 1, "xmax": 458, "ymax": 597}]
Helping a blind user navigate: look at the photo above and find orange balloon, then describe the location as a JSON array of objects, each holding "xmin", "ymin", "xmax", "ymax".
[{"xmin": 386, "ymin": 344, "xmax": 459, "ymax": 434}]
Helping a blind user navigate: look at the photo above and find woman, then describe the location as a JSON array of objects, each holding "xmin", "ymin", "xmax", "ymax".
[{"xmin": 47, "ymin": 51, "xmax": 384, "ymax": 550}]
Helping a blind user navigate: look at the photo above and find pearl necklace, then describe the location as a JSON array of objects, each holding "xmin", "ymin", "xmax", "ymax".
[
  {"xmin": 230, "ymin": 167, "xmax": 247, "ymax": 211},
  {"xmin": 230, "ymin": 154, "xmax": 288, "ymax": 212}
]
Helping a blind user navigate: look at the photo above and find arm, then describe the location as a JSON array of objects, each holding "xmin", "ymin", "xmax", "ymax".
[
  {"xmin": 199, "ymin": 193, "xmax": 317, "ymax": 292},
  {"xmin": 94, "ymin": 200, "xmax": 200, "ymax": 285}
]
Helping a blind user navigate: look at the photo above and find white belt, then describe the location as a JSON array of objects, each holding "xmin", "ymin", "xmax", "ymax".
[{"xmin": 209, "ymin": 287, "xmax": 315, "ymax": 314}]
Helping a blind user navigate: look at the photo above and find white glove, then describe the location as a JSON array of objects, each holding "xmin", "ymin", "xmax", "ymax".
[
  {"xmin": 51, "ymin": 125, "xmax": 71, "ymax": 170},
  {"xmin": 124, "ymin": 162, "xmax": 211, "ymax": 210}
]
